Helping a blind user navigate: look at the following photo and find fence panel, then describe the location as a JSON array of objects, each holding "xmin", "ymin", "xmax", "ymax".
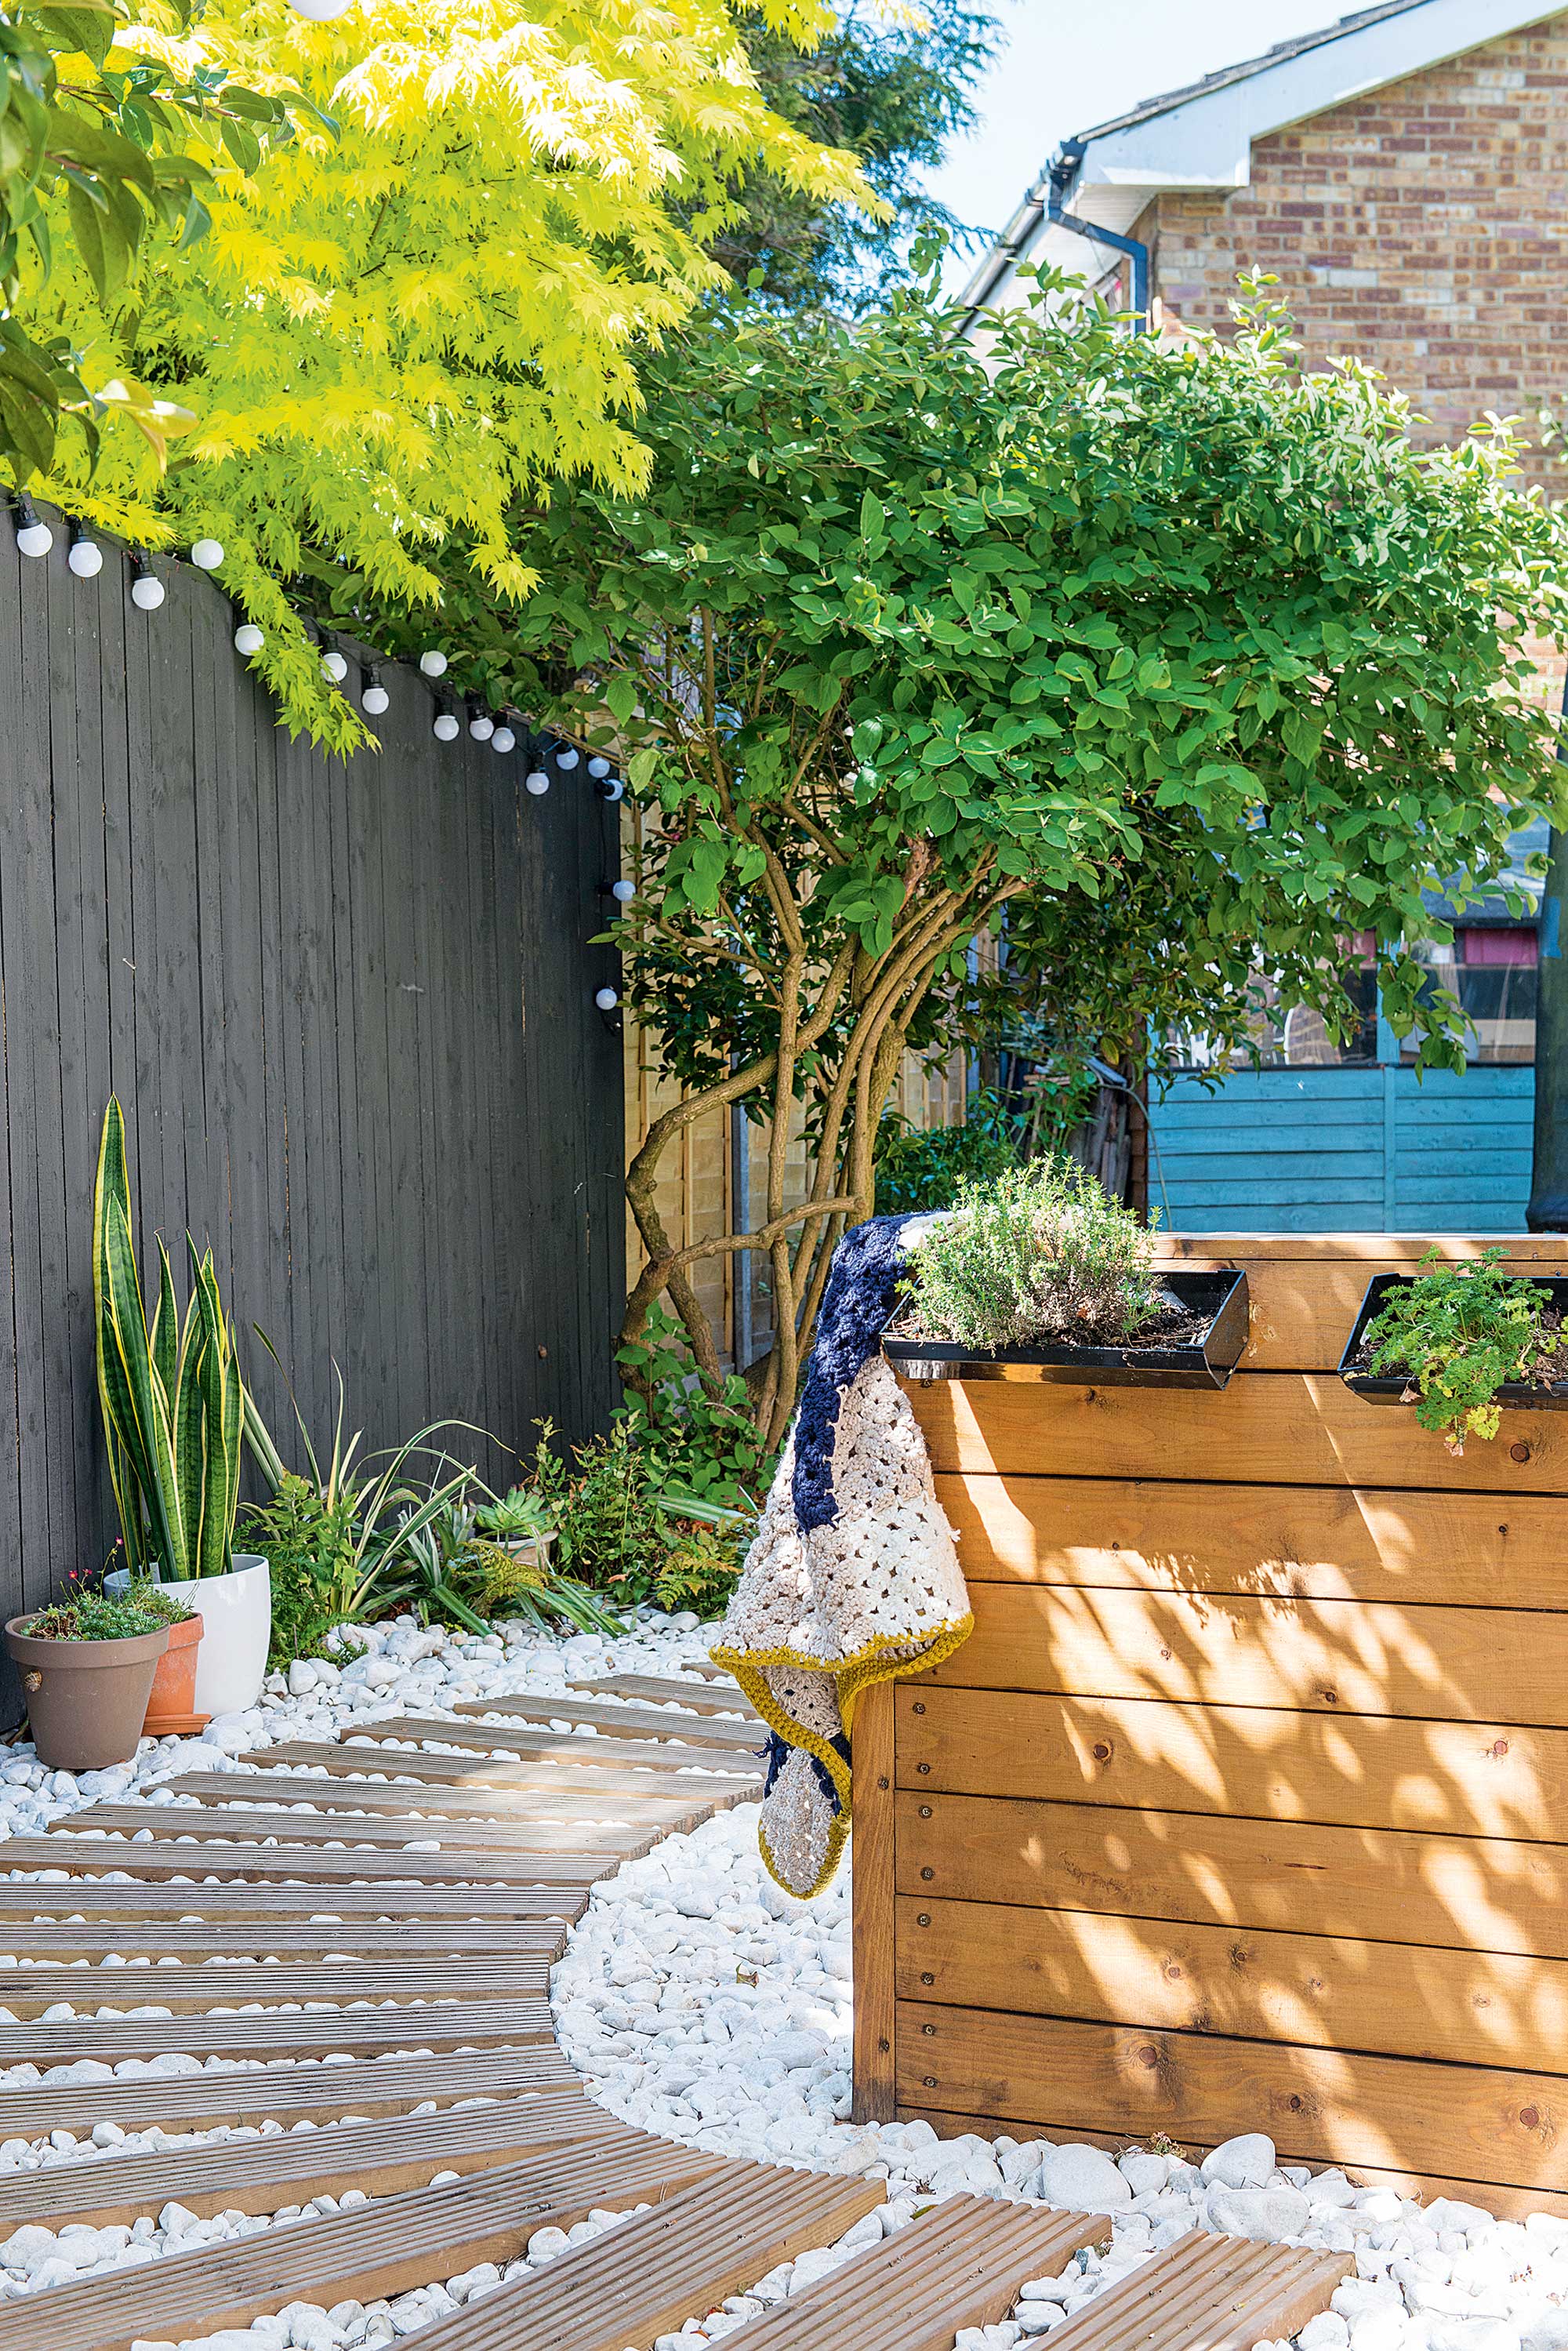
[{"xmin": 0, "ymin": 532, "xmax": 624, "ymax": 1672}]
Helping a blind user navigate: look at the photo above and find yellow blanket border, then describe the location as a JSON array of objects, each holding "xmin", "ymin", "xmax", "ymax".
[{"xmin": 710, "ymin": 1612, "xmax": 974, "ymax": 1899}]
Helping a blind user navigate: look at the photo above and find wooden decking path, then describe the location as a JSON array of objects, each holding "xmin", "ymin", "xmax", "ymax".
[{"xmin": 0, "ymin": 1677, "xmax": 1351, "ymax": 2351}]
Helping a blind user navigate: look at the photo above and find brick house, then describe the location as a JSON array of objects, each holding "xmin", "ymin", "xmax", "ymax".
[{"xmin": 962, "ymin": 0, "xmax": 1567, "ymax": 1234}]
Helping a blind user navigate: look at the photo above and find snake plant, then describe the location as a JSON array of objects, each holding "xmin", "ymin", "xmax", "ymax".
[{"xmin": 93, "ymin": 1099, "xmax": 245, "ymax": 1579}]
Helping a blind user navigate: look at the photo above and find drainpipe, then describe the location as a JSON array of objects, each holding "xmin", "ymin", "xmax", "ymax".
[
  {"xmin": 1526, "ymin": 675, "xmax": 1568, "ymax": 1229},
  {"xmin": 1045, "ymin": 143, "xmax": 1150, "ymax": 330},
  {"xmin": 958, "ymin": 140, "xmax": 1150, "ymax": 336}
]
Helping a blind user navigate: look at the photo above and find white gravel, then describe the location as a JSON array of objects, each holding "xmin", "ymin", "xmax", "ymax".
[{"xmin": 4, "ymin": 1611, "xmax": 1566, "ymax": 2351}]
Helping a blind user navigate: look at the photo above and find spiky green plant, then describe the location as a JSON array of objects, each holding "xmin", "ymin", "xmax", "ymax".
[{"xmin": 93, "ymin": 1099, "xmax": 245, "ymax": 1579}]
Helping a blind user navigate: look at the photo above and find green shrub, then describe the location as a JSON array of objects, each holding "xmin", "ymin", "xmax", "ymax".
[
  {"xmin": 902, "ymin": 1152, "xmax": 1160, "ymax": 1350},
  {"xmin": 238, "ymin": 1473, "xmax": 363, "ymax": 1670},
  {"xmin": 873, "ymin": 1090, "xmax": 1024, "ymax": 1216},
  {"xmin": 615, "ymin": 1307, "xmax": 775, "ymax": 1513},
  {"xmin": 526, "ymin": 1416, "xmax": 752, "ymax": 1620},
  {"xmin": 1359, "ymin": 1249, "xmax": 1564, "ymax": 1454}
]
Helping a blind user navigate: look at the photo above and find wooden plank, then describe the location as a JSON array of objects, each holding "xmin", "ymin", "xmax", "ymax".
[
  {"xmin": 922, "ymin": 1581, "xmax": 1568, "ymax": 1728},
  {"xmin": 934, "ymin": 1474, "xmax": 1568, "ymax": 1608},
  {"xmin": 369, "ymin": 2162, "xmax": 884, "ymax": 2351},
  {"xmin": 60, "ymin": 1803, "xmax": 663, "ymax": 1856},
  {"xmin": 895, "ymin": 1793, "xmax": 1568, "ymax": 1961},
  {"xmin": 348, "ymin": 1717, "xmax": 763, "ymax": 1774},
  {"xmin": 851, "ymin": 1681, "xmax": 897, "ymax": 2124},
  {"xmin": 0, "ymin": 1996, "xmax": 554, "ymax": 2066},
  {"xmin": 907, "ymin": 1372, "xmax": 1568, "ymax": 1492},
  {"xmin": 0, "ymin": 1924, "xmax": 565, "ymax": 1961},
  {"xmin": 897, "ymin": 1896, "xmax": 1568, "ymax": 2074},
  {"xmin": 897, "ymin": 1684, "xmax": 1568, "ymax": 1840},
  {"xmin": 0, "ymin": 1882, "xmax": 581, "ymax": 1924},
  {"xmin": 895, "ymin": 2000, "xmax": 1568, "ymax": 2195},
  {"xmin": 1029, "ymin": 2232, "xmax": 1348, "ymax": 2351},
  {"xmin": 0, "ymin": 2047, "xmax": 575, "ymax": 2142},
  {"xmin": 0, "ymin": 1957, "xmax": 548, "ymax": 2015},
  {"xmin": 4, "ymin": 2090, "xmax": 629, "ymax": 2226},
  {"xmin": 20, "ymin": 1835, "xmax": 610, "ymax": 1885},
  {"xmin": 7, "ymin": 2137, "xmax": 730, "ymax": 2351},
  {"xmin": 449, "ymin": 1693, "xmax": 767, "ymax": 1753},
  {"xmin": 711, "ymin": 2201, "xmax": 1111, "ymax": 2351},
  {"xmin": 162, "ymin": 1769, "xmax": 716, "ymax": 1822},
  {"xmin": 249, "ymin": 1739, "xmax": 761, "ymax": 1798},
  {"xmin": 568, "ymin": 1674, "xmax": 759, "ymax": 1721}
]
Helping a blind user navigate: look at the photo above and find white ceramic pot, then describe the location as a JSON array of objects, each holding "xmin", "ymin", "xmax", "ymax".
[{"xmin": 104, "ymin": 1555, "xmax": 272, "ymax": 1717}]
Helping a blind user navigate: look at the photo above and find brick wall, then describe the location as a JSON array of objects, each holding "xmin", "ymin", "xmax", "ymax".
[{"xmin": 1141, "ymin": 11, "xmax": 1568, "ymax": 495}]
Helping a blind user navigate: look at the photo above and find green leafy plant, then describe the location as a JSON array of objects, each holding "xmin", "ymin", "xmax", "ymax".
[
  {"xmin": 525, "ymin": 1417, "xmax": 751, "ymax": 1620},
  {"xmin": 27, "ymin": 1586, "xmax": 183, "ymax": 1641},
  {"xmin": 93, "ymin": 1098, "xmax": 245, "ymax": 1579},
  {"xmin": 873, "ymin": 1088, "xmax": 1024, "ymax": 1215},
  {"xmin": 902, "ymin": 1152, "xmax": 1161, "ymax": 1351},
  {"xmin": 1359, "ymin": 1249, "xmax": 1565, "ymax": 1454},
  {"xmin": 615, "ymin": 1307, "xmax": 775, "ymax": 1514},
  {"xmin": 370, "ymin": 1492, "xmax": 620, "ymax": 1640},
  {"xmin": 236, "ymin": 1472, "xmax": 361, "ymax": 1670},
  {"xmin": 471, "ymin": 1488, "xmax": 555, "ymax": 1544}
]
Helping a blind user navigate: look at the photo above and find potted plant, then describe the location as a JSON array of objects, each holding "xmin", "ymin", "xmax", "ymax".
[
  {"xmin": 5, "ymin": 1586, "xmax": 171, "ymax": 1770},
  {"xmin": 1339, "ymin": 1247, "xmax": 1568, "ymax": 1454},
  {"xmin": 125, "ymin": 1578, "xmax": 207, "ymax": 1735},
  {"xmin": 883, "ymin": 1154, "xmax": 1248, "ymax": 1389},
  {"xmin": 93, "ymin": 1100, "xmax": 271, "ymax": 1715},
  {"xmin": 471, "ymin": 1485, "xmax": 557, "ymax": 1568}
]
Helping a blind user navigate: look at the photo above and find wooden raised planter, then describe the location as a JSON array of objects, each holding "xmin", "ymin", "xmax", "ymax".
[{"xmin": 853, "ymin": 1231, "xmax": 1568, "ymax": 2221}]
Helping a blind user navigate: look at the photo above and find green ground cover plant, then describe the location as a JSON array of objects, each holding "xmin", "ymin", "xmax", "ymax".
[{"xmin": 1359, "ymin": 1249, "xmax": 1565, "ymax": 1454}]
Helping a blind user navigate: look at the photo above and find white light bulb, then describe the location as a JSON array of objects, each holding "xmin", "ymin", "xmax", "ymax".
[
  {"xmin": 419, "ymin": 649, "xmax": 448, "ymax": 678},
  {"xmin": 68, "ymin": 538, "xmax": 103, "ymax": 579},
  {"xmin": 434, "ymin": 712, "xmax": 460, "ymax": 742},
  {"xmin": 190, "ymin": 538, "xmax": 224, "ymax": 571},
  {"xmin": 555, "ymin": 747, "xmax": 579, "ymax": 770},
  {"xmin": 362, "ymin": 682, "xmax": 390, "ymax": 716},
  {"xmin": 16, "ymin": 520, "xmax": 53, "ymax": 558},
  {"xmin": 132, "ymin": 573, "xmax": 165, "ymax": 611},
  {"xmin": 492, "ymin": 726, "xmax": 515, "ymax": 754},
  {"xmin": 594, "ymin": 987, "xmax": 619, "ymax": 1012},
  {"xmin": 587, "ymin": 756, "xmax": 611, "ymax": 778},
  {"xmin": 289, "ymin": 0, "xmax": 352, "ymax": 16},
  {"xmin": 321, "ymin": 649, "xmax": 348, "ymax": 684},
  {"xmin": 234, "ymin": 622, "xmax": 265, "ymax": 656},
  {"xmin": 469, "ymin": 713, "xmax": 495, "ymax": 742},
  {"xmin": 524, "ymin": 769, "xmax": 550, "ymax": 796},
  {"xmin": 611, "ymin": 878, "xmax": 636, "ymax": 903}
]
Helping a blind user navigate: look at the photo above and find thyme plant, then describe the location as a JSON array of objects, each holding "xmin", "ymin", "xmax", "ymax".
[{"xmin": 902, "ymin": 1154, "xmax": 1161, "ymax": 1350}]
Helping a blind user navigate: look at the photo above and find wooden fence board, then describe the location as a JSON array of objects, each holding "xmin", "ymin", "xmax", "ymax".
[
  {"xmin": 908, "ymin": 1372, "xmax": 1568, "ymax": 1491},
  {"xmin": 924, "ymin": 1582, "xmax": 1568, "ymax": 1727},
  {"xmin": 897, "ymin": 1684, "xmax": 1568, "ymax": 1841},
  {"xmin": 895, "ymin": 2001, "xmax": 1568, "ymax": 2194}
]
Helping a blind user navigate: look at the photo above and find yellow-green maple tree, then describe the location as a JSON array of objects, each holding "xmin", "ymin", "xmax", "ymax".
[{"xmin": 16, "ymin": 0, "xmax": 866, "ymax": 742}]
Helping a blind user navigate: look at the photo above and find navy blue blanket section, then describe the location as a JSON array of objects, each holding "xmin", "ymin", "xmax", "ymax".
[
  {"xmin": 790, "ymin": 1213, "xmax": 915, "ymax": 1533},
  {"xmin": 768, "ymin": 1213, "xmax": 915, "ymax": 1809}
]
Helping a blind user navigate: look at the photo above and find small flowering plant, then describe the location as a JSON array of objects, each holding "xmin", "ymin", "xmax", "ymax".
[{"xmin": 1359, "ymin": 1249, "xmax": 1565, "ymax": 1454}]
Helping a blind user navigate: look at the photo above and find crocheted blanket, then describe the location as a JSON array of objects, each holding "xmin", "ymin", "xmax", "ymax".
[{"xmin": 710, "ymin": 1214, "xmax": 971, "ymax": 1898}]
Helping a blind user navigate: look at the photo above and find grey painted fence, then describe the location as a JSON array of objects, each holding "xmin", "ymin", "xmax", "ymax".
[{"xmin": 0, "ymin": 526, "xmax": 625, "ymax": 1664}]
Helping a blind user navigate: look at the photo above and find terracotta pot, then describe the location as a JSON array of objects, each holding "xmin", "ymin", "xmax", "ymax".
[
  {"xmin": 5, "ymin": 1615, "xmax": 169, "ymax": 1771},
  {"xmin": 105, "ymin": 1554, "xmax": 272, "ymax": 1716},
  {"xmin": 143, "ymin": 1611, "xmax": 209, "ymax": 1737}
]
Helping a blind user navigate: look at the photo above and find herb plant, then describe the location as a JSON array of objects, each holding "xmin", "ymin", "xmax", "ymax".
[
  {"xmin": 1359, "ymin": 1249, "xmax": 1564, "ymax": 1454},
  {"xmin": 27, "ymin": 1588, "xmax": 187, "ymax": 1642},
  {"xmin": 902, "ymin": 1152, "xmax": 1161, "ymax": 1351}
]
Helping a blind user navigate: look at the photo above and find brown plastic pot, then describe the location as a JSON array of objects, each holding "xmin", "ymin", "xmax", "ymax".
[
  {"xmin": 143, "ymin": 1611, "xmax": 208, "ymax": 1738},
  {"xmin": 5, "ymin": 1615, "xmax": 169, "ymax": 1771}
]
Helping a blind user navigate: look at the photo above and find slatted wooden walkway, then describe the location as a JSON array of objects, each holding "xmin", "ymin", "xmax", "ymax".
[{"xmin": 0, "ymin": 1670, "xmax": 1352, "ymax": 2351}]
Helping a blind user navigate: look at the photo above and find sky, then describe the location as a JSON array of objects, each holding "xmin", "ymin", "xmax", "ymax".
[{"xmin": 925, "ymin": 0, "xmax": 1367, "ymax": 282}]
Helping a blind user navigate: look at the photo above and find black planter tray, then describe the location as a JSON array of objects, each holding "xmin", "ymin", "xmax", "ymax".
[
  {"xmin": 1338, "ymin": 1270, "xmax": 1568, "ymax": 1409},
  {"xmin": 883, "ymin": 1268, "xmax": 1250, "ymax": 1390}
]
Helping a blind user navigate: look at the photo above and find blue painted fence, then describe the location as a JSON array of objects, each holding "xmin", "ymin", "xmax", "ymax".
[{"xmin": 1147, "ymin": 1066, "xmax": 1534, "ymax": 1234}]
